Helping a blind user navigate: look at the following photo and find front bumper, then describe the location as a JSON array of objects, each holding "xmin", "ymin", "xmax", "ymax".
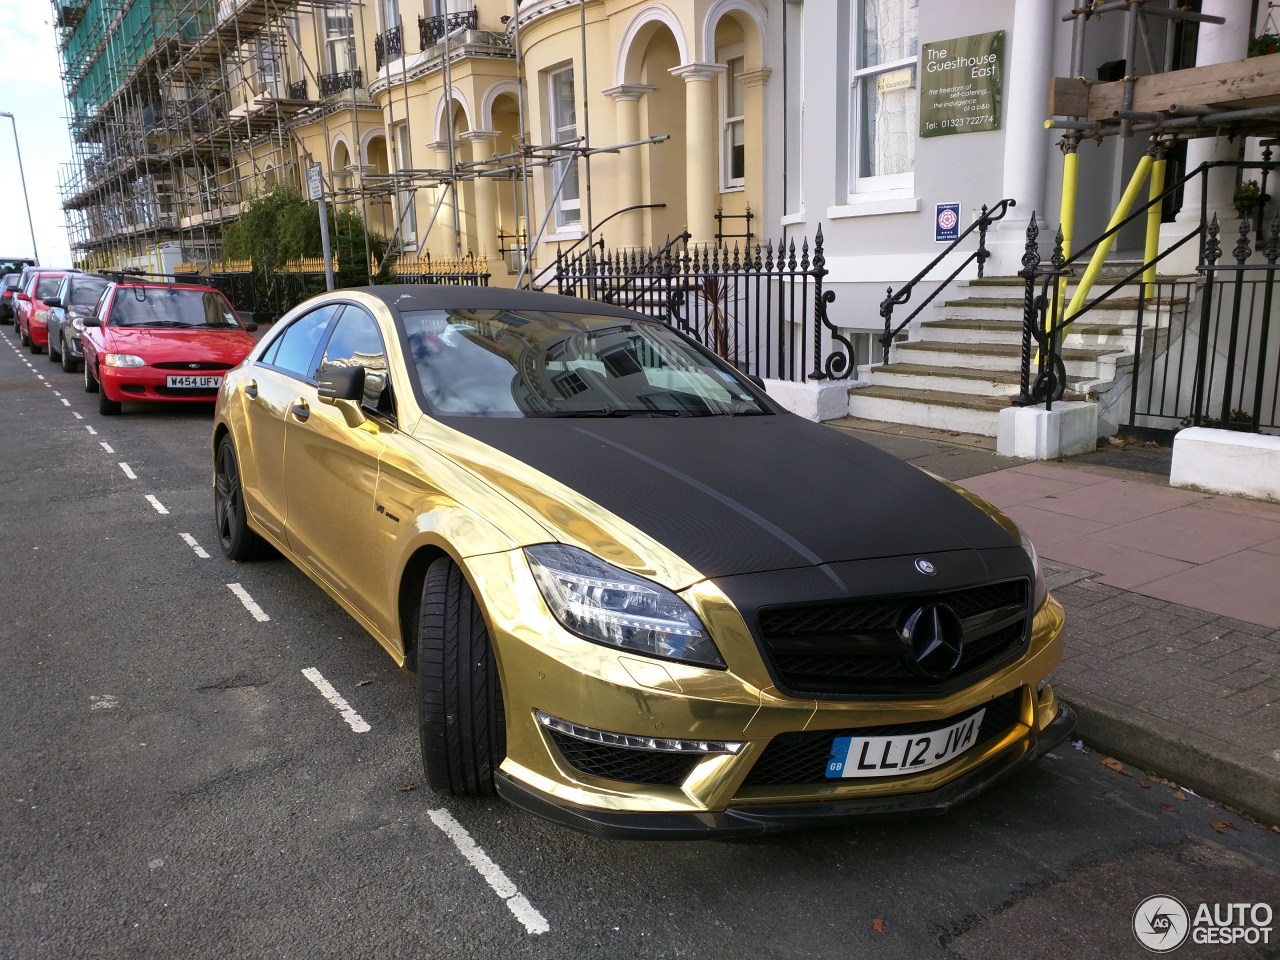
[
  {"xmin": 498, "ymin": 701, "xmax": 1075, "ymax": 839},
  {"xmin": 466, "ymin": 550, "xmax": 1070, "ymax": 839},
  {"xmin": 101, "ymin": 366, "xmax": 222, "ymax": 404}
]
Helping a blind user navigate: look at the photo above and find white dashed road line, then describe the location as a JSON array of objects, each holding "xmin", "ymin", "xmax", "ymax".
[
  {"xmin": 227, "ymin": 582, "xmax": 270, "ymax": 622},
  {"xmin": 119, "ymin": 462, "xmax": 136, "ymax": 480},
  {"xmin": 36, "ymin": 374, "xmax": 44, "ymax": 380},
  {"xmin": 427, "ymin": 808, "xmax": 550, "ymax": 935},
  {"xmin": 83, "ymin": 424, "xmax": 95, "ymax": 433},
  {"xmin": 60, "ymin": 398, "xmax": 70, "ymax": 406},
  {"xmin": 100, "ymin": 442, "xmax": 114, "ymax": 453},
  {"xmin": 73, "ymin": 412, "xmax": 84, "ymax": 420},
  {"xmin": 180, "ymin": 533, "xmax": 210, "ymax": 559},
  {"xmin": 144, "ymin": 495, "xmax": 169, "ymax": 515},
  {"xmin": 300, "ymin": 668, "xmax": 370, "ymax": 733}
]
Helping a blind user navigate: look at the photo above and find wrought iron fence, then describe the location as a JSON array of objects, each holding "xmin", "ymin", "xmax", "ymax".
[
  {"xmin": 419, "ymin": 10, "xmax": 477, "ymax": 49},
  {"xmin": 286, "ymin": 79, "xmax": 308, "ymax": 100},
  {"xmin": 549, "ymin": 229, "xmax": 853, "ymax": 383},
  {"xmin": 375, "ymin": 24, "xmax": 403, "ymax": 70},
  {"xmin": 318, "ymin": 69, "xmax": 363, "ymax": 98}
]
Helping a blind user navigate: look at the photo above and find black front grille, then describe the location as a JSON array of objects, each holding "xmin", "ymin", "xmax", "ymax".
[
  {"xmin": 742, "ymin": 689, "xmax": 1025, "ymax": 788},
  {"xmin": 153, "ymin": 361, "xmax": 234, "ymax": 371},
  {"xmin": 548, "ymin": 731, "xmax": 700, "ymax": 787},
  {"xmin": 756, "ymin": 579, "xmax": 1030, "ymax": 698}
]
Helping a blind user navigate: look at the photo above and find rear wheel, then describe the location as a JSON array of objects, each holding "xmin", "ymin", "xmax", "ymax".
[
  {"xmin": 418, "ymin": 557, "xmax": 505, "ymax": 797},
  {"xmin": 83, "ymin": 358, "xmax": 99, "ymax": 392},
  {"xmin": 213, "ymin": 436, "xmax": 267, "ymax": 561}
]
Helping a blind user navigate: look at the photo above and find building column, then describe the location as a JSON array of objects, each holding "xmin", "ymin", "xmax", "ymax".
[
  {"xmin": 460, "ymin": 130, "xmax": 499, "ymax": 269},
  {"xmin": 429, "ymin": 140, "xmax": 461, "ymax": 258},
  {"xmin": 670, "ymin": 62, "xmax": 724, "ymax": 244},
  {"xmin": 604, "ymin": 84, "xmax": 654, "ymax": 249},
  {"xmin": 739, "ymin": 68, "xmax": 772, "ymax": 226},
  {"xmin": 996, "ymin": 0, "xmax": 1053, "ymax": 235},
  {"xmin": 1174, "ymin": 0, "xmax": 1250, "ymax": 228}
]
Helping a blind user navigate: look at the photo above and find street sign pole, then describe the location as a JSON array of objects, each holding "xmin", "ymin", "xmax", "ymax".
[{"xmin": 308, "ymin": 163, "xmax": 335, "ymax": 291}]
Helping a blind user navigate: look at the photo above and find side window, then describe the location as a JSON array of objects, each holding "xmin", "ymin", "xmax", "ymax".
[
  {"xmin": 261, "ymin": 304, "xmax": 342, "ymax": 379},
  {"xmin": 317, "ymin": 308, "xmax": 393, "ymax": 416}
]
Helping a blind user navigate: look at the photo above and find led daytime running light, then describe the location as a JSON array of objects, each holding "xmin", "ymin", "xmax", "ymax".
[{"xmin": 536, "ymin": 710, "xmax": 744, "ymax": 755}]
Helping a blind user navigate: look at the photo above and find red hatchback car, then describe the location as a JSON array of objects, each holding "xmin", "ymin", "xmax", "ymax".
[
  {"xmin": 81, "ymin": 279, "xmax": 258, "ymax": 415},
  {"xmin": 15, "ymin": 270, "xmax": 73, "ymax": 353}
]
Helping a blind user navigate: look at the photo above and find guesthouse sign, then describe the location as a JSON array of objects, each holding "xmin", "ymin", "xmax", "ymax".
[{"xmin": 920, "ymin": 31, "xmax": 1004, "ymax": 138}]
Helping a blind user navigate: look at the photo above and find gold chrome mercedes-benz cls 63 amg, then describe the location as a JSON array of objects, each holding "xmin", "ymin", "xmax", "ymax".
[{"xmin": 212, "ymin": 285, "xmax": 1074, "ymax": 838}]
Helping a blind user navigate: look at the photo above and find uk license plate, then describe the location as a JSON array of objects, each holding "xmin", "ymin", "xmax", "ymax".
[
  {"xmin": 166, "ymin": 374, "xmax": 222, "ymax": 389},
  {"xmin": 825, "ymin": 708, "xmax": 987, "ymax": 779}
]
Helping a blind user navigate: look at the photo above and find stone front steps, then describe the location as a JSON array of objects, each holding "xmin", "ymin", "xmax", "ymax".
[{"xmin": 848, "ymin": 272, "xmax": 1188, "ymax": 438}]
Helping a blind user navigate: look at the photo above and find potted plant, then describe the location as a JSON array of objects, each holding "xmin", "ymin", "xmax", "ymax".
[
  {"xmin": 1249, "ymin": 32, "xmax": 1280, "ymax": 56},
  {"xmin": 1234, "ymin": 179, "xmax": 1266, "ymax": 218}
]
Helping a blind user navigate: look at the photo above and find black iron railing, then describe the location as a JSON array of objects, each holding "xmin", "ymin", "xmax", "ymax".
[
  {"xmin": 318, "ymin": 69, "xmax": 363, "ymax": 98},
  {"xmin": 419, "ymin": 9, "xmax": 477, "ymax": 49},
  {"xmin": 878, "ymin": 198, "xmax": 1015, "ymax": 363},
  {"xmin": 286, "ymin": 79, "xmax": 308, "ymax": 100},
  {"xmin": 549, "ymin": 229, "xmax": 853, "ymax": 383},
  {"xmin": 375, "ymin": 24, "xmax": 403, "ymax": 70},
  {"xmin": 1015, "ymin": 159, "xmax": 1279, "ymax": 435}
]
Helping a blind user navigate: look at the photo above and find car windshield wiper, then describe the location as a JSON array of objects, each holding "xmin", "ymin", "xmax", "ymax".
[
  {"xmin": 133, "ymin": 320, "xmax": 192, "ymax": 327},
  {"xmin": 528, "ymin": 407, "xmax": 688, "ymax": 418}
]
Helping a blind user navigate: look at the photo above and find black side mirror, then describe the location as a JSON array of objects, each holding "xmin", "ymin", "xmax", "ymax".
[
  {"xmin": 44, "ymin": 296, "xmax": 62, "ymax": 308},
  {"xmin": 82, "ymin": 316, "xmax": 101, "ymax": 327},
  {"xmin": 318, "ymin": 365, "xmax": 366, "ymax": 403},
  {"xmin": 747, "ymin": 374, "xmax": 766, "ymax": 392}
]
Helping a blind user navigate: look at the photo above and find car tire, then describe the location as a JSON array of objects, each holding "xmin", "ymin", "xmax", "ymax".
[
  {"xmin": 418, "ymin": 556, "xmax": 505, "ymax": 797},
  {"xmin": 28, "ymin": 336, "xmax": 41, "ymax": 355},
  {"xmin": 97, "ymin": 383, "xmax": 120, "ymax": 415},
  {"xmin": 61, "ymin": 337, "xmax": 76, "ymax": 373},
  {"xmin": 83, "ymin": 358, "xmax": 99, "ymax": 393},
  {"xmin": 18, "ymin": 322, "xmax": 29, "ymax": 347},
  {"xmin": 48, "ymin": 335, "xmax": 60, "ymax": 363},
  {"xmin": 213, "ymin": 436, "xmax": 267, "ymax": 562}
]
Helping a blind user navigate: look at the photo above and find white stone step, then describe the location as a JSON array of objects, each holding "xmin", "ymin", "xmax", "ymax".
[
  {"xmin": 866, "ymin": 361, "xmax": 1088, "ymax": 397},
  {"xmin": 920, "ymin": 318, "xmax": 1139, "ymax": 350},
  {"xmin": 847, "ymin": 386, "xmax": 1010, "ymax": 437},
  {"xmin": 893, "ymin": 340, "xmax": 1126, "ymax": 380}
]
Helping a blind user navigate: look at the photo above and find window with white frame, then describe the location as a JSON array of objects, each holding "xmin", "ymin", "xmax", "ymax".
[
  {"xmin": 721, "ymin": 52, "xmax": 745, "ymax": 190},
  {"xmin": 393, "ymin": 122, "xmax": 417, "ymax": 246},
  {"xmin": 547, "ymin": 65, "xmax": 580, "ymax": 228},
  {"xmin": 849, "ymin": 0, "xmax": 918, "ymax": 196},
  {"xmin": 383, "ymin": 0, "xmax": 399, "ymax": 30},
  {"xmin": 325, "ymin": 9, "xmax": 355, "ymax": 75},
  {"xmin": 257, "ymin": 37, "xmax": 281, "ymax": 98}
]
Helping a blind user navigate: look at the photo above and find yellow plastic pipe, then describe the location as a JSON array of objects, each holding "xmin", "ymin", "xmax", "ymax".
[
  {"xmin": 1143, "ymin": 154, "xmax": 1166, "ymax": 298},
  {"xmin": 1063, "ymin": 153, "xmax": 1154, "ymax": 327},
  {"xmin": 1054, "ymin": 149, "xmax": 1080, "ymax": 329}
]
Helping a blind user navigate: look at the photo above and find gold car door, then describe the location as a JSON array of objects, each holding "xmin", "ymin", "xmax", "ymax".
[
  {"xmin": 282, "ymin": 306, "xmax": 397, "ymax": 636},
  {"xmin": 238, "ymin": 304, "xmax": 340, "ymax": 541}
]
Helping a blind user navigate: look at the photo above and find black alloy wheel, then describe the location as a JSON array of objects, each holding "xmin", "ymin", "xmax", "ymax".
[
  {"xmin": 213, "ymin": 436, "xmax": 266, "ymax": 562},
  {"xmin": 418, "ymin": 556, "xmax": 505, "ymax": 797}
]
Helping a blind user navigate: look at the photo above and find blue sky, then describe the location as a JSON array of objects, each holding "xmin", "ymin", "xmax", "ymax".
[{"xmin": 0, "ymin": 0, "xmax": 75, "ymax": 265}]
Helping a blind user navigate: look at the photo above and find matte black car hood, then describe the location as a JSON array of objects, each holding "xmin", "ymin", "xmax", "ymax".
[{"xmin": 445, "ymin": 413, "xmax": 1017, "ymax": 579}]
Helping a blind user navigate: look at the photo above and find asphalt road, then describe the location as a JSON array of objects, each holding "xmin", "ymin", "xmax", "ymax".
[{"xmin": 2, "ymin": 325, "xmax": 1277, "ymax": 960}]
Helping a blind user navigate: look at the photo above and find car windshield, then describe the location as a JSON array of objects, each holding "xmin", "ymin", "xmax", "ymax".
[
  {"xmin": 401, "ymin": 308, "xmax": 770, "ymax": 418},
  {"xmin": 70, "ymin": 278, "xmax": 110, "ymax": 309},
  {"xmin": 0, "ymin": 259, "xmax": 36, "ymax": 275},
  {"xmin": 110, "ymin": 287, "xmax": 242, "ymax": 328},
  {"xmin": 36, "ymin": 277, "xmax": 63, "ymax": 299}
]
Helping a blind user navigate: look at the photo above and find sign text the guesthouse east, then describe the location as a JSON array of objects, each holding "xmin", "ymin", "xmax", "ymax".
[{"xmin": 919, "ymin": 31, "xmax": 1004, "ymax": 138}]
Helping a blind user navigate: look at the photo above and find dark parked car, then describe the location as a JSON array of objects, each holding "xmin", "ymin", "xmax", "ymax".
[
  {"xmin": 46, "ymin": 273, "xmax": 110, "ymax": 372},
  {"xmin": 0, "ymin": 273, "xmax": 20, "ymax": 323}
]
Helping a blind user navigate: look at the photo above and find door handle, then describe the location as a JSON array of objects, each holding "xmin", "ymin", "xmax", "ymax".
[
  {"xmin": 290, "ymin": 400, "xmax": 310, "ymax": 422},
  {"xmin": 243, "ymin": 379, "xmax": 258, "ymax": 399}
]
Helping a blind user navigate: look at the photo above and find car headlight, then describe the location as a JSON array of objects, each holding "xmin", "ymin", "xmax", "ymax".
[
  {"xmin": 104, "ymin": 353, "xmax": 145, "ymax": 368},
  {"xmin": 1020, "ymin": 529, "xmax": 1049, "ymax": 612},
  {"xmin": 71, "ymin": 317, "xmax": 84, "ymax": 331},
  {"xmin": 525, "ymin": 543, "xmax": 725, "ymax": 668}
]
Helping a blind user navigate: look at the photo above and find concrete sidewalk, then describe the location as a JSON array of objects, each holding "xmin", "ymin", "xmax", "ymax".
[{"xmin": 829, "ymin": 418, "xmax": 1280, "ymax": 827}]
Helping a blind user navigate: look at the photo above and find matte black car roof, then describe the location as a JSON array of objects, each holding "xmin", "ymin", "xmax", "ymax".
[{"xmin": 360, "ymin": 284, "xmax": 651, "ymax": 322}]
